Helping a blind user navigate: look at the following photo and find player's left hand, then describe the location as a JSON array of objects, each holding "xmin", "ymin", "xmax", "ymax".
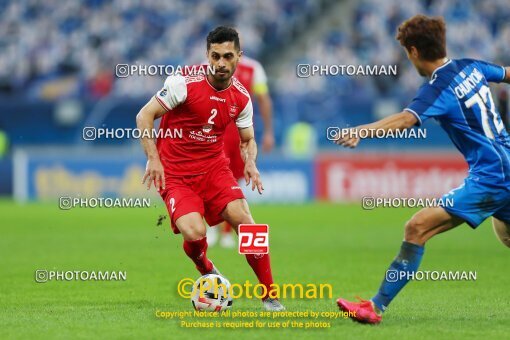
[
  {"xmin": 261, "ymin": 132, "xmax": 275, "ymax": 153},
  {"xmin": 244, "ymin": 160, "xmax": 264, "ymax": 194},
  {"xmin": 334, "ymin": 128, "xmax": 360, "ymax": 148}
]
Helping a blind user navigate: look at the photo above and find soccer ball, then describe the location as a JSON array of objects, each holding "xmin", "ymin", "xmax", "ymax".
[{"xmin": 191, "ymin": 274, "xmax": 233, "ymax": 312}]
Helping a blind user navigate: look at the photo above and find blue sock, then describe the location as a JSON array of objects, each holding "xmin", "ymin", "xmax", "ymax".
[{"xmin": 371, "ymin": 241, "xmax": 424, "ymax": 312}]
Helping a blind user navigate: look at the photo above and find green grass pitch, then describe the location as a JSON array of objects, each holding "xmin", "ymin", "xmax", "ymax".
[{"xmin": 1, "ymin": 200, "xmax": 508, "ymax": 339}]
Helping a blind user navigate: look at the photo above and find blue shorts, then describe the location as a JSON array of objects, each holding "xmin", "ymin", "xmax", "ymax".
[{"xmin": 442, "ymin": 176, "xmax": 510, "ymax": 228}]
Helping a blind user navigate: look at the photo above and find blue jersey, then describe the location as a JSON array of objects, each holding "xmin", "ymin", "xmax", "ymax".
[{"xmin": 405, "ymin": 58, "xmax": 510, "ymax": 184}]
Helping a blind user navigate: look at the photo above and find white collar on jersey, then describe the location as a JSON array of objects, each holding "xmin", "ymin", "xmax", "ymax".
[{"xmin": 205, "ymin": 75, "xmax": 233, "ymax": 92}]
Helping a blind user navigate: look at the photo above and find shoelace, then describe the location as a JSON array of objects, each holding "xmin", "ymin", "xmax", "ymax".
[
  {"xmin": 355, "ymin": 296, "xmax": 371, "ymax": 304},
  {"xmin": 354, "ymin": 296, "xmax": 378, "ymax": 311}
]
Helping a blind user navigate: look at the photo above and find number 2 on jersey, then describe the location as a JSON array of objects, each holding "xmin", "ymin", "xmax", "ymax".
[
  {"xmin": 208, "ymin": 109, "xmax": 217, "ymax": 125},
  {"xmin": 464, "ymin": 84, "xmax": 505, "ymax": 139}
]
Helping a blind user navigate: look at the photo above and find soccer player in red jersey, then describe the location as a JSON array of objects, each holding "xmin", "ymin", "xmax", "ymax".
[
  {"xmin": 209, "ymin": 54, "xmax": 275, "ymax": 248},
  {"xmin": 135, "ymin": 26, "xmax": 284, "ymax": 311}
]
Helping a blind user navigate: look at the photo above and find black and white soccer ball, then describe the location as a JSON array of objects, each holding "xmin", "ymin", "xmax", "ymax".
[{"xmin": 191, "ymin": 274, "xmax": 233, "ymax": 312}]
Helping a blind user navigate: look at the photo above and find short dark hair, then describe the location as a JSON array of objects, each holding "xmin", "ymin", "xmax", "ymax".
[
  {"xmin": 206, "ymin": 26, "xmax": 240, "ymax": 51},
  {"xmin": 396, "ymin": 15, "xmax": 447, "ymax": 61}
]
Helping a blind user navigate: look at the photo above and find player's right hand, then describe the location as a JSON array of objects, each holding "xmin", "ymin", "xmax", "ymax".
[
  {"xmin": 334, "ymin": 128, "xmax": 360, "ymax": 148},
  {"xmin": 142, "ymin": 158, "xmax": 166, "ymax": 191}
]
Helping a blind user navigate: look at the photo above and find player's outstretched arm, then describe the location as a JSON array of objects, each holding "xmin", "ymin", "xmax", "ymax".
[
  {"xmin": 136, "ymin": 96, "xmax": 168, "ymax": 190},
  {"xmin": 239, "ymin": 126, "xmax": 264, "ymax": 194},
  {"xmin": 335, "ymin": 111, "xmax": 418, "ymax": 148}
]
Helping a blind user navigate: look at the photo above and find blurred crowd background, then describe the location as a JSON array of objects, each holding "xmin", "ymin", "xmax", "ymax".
[
  {"xmin": 0, "ymin": 0, "xmax": 509, "ymax": 200},
  {"xmin": 2, "ymin": 0, "xmax": 509, "ymax": 97},
  {"xmin": 1, "ymin": 0, "xmax": 509, "ymax": 146}
]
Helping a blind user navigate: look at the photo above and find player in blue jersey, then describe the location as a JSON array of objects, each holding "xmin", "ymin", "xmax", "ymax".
[{"xmin": 334, "ymin": 15, "xmax": 510, "ymax": 324}]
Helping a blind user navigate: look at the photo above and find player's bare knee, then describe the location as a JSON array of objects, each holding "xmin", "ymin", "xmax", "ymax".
[
  {"xmin": 404, "ymin": 216, "xmax": 428, "ymax": 244},
  {"xmin": 176, "ymin": 215, "xmax": 206, "ymax": 241},
  {"xmin": 180, "ymin": 225, "xmax": 206, "ymax": 241}
]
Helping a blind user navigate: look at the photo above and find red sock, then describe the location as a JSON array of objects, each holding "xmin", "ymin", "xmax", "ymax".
[
  {"xmin": 223, "ymin": 222, "xmax": 232, "ymax": 233},
  {"xmin": 245, "ymin": 254, "xmax": 274, "ymax": 299},
  {"xmin": 183, "ymin": 238, "xmax": 213, "ymax": 275}
]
